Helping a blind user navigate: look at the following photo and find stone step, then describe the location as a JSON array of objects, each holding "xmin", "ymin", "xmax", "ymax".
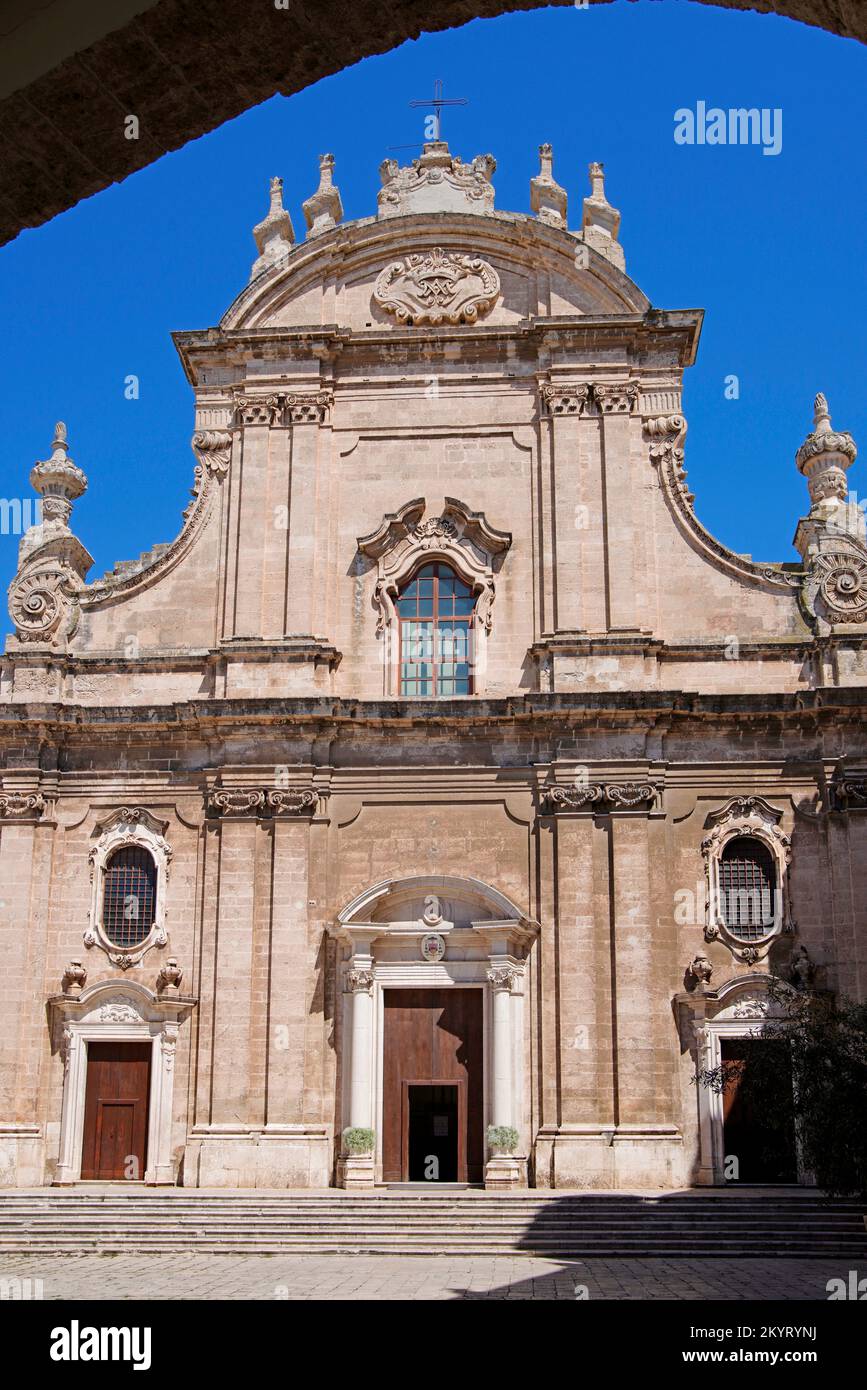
[{"xmin": 0, "ymin": 1191, "xmax": 863, "ymax": 1257}]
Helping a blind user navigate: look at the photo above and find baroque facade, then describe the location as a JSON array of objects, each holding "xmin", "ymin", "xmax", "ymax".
[{"xmin": 2, "ymin": 141, "xmax": 866, "ymax": 1191}]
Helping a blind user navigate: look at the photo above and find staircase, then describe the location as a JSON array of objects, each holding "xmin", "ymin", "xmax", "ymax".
[{"xmin": 1, "ymin": 1190, "xmax": 865, "ymax": 1257}]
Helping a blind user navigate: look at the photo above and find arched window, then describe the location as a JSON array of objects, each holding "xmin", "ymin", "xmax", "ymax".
[
  {"xmin": 718, "ymin": 837, "xmax": 776, "ymax": 940},
  {"xmin": 102, "ymin": 846, "xmax": 157, "ymax": 948},
  {"xmin": 397, "ymin": 562, "xmax": 475, "ymax": 696}
]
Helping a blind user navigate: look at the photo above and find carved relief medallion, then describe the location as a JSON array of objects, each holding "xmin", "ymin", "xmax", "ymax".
[{"xmin": 374, "ymin": 247, "xmax": 500, "ymax": 326}]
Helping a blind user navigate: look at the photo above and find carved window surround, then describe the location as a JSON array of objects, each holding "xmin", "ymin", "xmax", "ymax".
[
  {"xmin": 49, "ymin": 980, "xmax": 196, "ymax": 1185},
  {"xmin": 701, "ymin": 796, "xmax": 794, "ymax": 964},
  {"xmin": 85, "ymin": 808, "xmax": 172, "ymax": 969},
  {"xmin": 356, "ymin": 497, "xmax": 511, "ymax": 697}
]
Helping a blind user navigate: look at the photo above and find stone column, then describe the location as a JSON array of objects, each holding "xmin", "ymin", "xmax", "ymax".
[
  {"xmin": 596, "ymin": 385, "xmax": 642, "ymax": 631},
  {"xmin": 485, "ymin": 962, "xmax": 524, "ymax": 1190},
  {"xmin": 337, "ymin": 960, "xmax": 375, "ymax": 1189}
]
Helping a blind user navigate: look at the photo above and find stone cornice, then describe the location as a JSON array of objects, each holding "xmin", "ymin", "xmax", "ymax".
[
  {"xmin": 2, "ymin": 689, "xmax": 867, "ymax": 740},
  {"xmin": 174, "ymin": 309, "xmax": 703, "ymax": 384}
]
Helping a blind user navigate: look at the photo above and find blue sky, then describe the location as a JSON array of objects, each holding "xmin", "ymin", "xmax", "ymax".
[{"xmin": 1, "ymin": 0, "xmax": 865, "ymax": 608}]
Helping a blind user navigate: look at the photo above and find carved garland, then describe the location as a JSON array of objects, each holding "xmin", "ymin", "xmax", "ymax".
[
  {"xmin": 204, "ymin": 787, "xmax": 320, "ymax": 818},
  {"xmin": 700, "ymin": 796, "xmax": 793, "ymax": 964},
  {"xmin": 85, "ymin": 808, "xmax": 172, "ymax": 969},
  {"xmin": 543, "ymin": 782, "xmax": 657, "ymax": 812},
  {"xmin": 0, "ymin": 792, "xmax": 50, "ymax": 819}
]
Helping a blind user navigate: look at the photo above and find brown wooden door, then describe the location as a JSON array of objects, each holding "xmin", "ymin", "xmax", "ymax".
[
  {"xmin": 382, "ymin": 989, "xmax": 483, "ymax": 1183},
  {"xmin": 81, "ymin": 1042, "xmax": 151, "ymax": 1180},
  {"xmin": 721, "ymin": 1039, "xmax": 797, "ymax": 1184}
]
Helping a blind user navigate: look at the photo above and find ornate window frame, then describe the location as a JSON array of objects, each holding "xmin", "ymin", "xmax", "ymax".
[
  {"xmin": 701, "ymin": 796, "xmax": 793, "ymax": 963},
  {"xmin": 356, "ymin": 497, "xmax": 511, "ymax": 697},
  {"xmin": 84, "ymin": 808, "xmax": 172, "ymax": 968}
]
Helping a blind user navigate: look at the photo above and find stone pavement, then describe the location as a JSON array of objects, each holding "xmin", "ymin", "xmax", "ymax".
[{"xmin": 0, "ymin": 1253, "xmax": 854, "ymax": 1300}]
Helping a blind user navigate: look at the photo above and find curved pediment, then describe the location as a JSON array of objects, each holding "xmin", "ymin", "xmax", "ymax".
[
  {"xmin": 338, "ymin": 874, "xmax": 537, "ymax": 932},
  {"xmin": 221, "ymin": 210, "xmax": 650, "ymax": 335}
]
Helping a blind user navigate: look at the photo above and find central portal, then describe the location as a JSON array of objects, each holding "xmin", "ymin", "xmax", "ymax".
[{"xmin": 382, "ymin": 988, "xmax": 483, "ymax": 1183}]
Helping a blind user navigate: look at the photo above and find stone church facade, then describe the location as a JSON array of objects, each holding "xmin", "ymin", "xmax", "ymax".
[{"xmin": 2, "ymin": 141, "xmax": 865, "ymax": 1191}]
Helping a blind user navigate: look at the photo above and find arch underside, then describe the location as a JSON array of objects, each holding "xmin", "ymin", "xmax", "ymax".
[{"xmin": 0, "ymin": 0, "xmax": 861, "ymax": 248}]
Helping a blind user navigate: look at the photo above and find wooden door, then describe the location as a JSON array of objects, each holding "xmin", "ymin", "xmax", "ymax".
[
  {"xmin": 721, "ymin": 1039, "xmax": 797, "ymax": 1183},
  {"xmin": 80, "ymin": 1042, "xmax": 151, "ymax": 1180},
  {"xmin": 382, "ymin": 989, "xmax": 483, "ymax": 1183}
]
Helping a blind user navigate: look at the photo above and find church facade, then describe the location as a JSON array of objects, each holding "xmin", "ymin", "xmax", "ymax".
[{"xmin": 2, "ymin": 141, "xmax": 866, "ymax": 1192}]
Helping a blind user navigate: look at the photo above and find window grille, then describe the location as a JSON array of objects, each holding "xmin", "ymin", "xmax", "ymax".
[
  {"xmin": 719, "ymin": 837, "xmax": 776, "ymax": 941},
  {"xmin": 102, "ymin": 846, "xmax": 157, "ymax": 948}
]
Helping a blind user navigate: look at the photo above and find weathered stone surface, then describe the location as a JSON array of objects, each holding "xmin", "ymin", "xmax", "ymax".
[{"xmin": 0, "ymin": 137, "xmax": 865, "ymax": 1193}]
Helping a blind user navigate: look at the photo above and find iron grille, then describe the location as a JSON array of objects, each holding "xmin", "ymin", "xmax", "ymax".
[
  {"xmin": 719, "ymin": 838, "xmax": 776, "ymax": 941},
  {"xmin": 102, "ymin": 846, "xmax": 157, "ymax": 948}
]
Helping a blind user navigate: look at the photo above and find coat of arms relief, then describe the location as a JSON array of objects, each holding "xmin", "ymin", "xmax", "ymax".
[{"xmin": 373, "ymin": 247, "xmax": 500, "ymax": 326}]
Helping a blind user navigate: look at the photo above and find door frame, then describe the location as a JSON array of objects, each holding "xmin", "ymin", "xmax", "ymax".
[
  {"xmin": 401, "ymin": 1077, "xmax": 467, "ymax": 1183},
  {"xmin": 700, "ymin": 1017, "xmax": 807, "ymax": 1186},
  {"xmin": 51, "ymin": 981, "xmax": 194, "ymax": 1185},
  {"xmin": 374, "ymin": 980, "xmax": 495, "ymax": 1185}
]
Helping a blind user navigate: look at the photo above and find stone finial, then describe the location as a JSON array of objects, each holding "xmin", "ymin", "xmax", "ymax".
[
  {"xmin": 156, "ymin": 957, "xmax": 183, "ymax": 996},
  {"xmin": 302, "ymin": 153, "xmax": 343, "ymax": 239},
  {"xmin": 251, "ymin": 175, "xmax": 295, "ymax": 281},
  {"xmin": 795, "ymin": 392, "xmax": 857, "ymax": 507},
  {"xmin": 61, "ymin": 959, "xmax": 87, "ymax": 995},
  {"xmin": 530, "ymin": 142, "xmax": 567, "ymax": 230},
  {"xmin": 686, "ymin": 954, "xmax": 714, "ymax": 986},
  {"xmin": 581, "ymin": 162, "xmax": 625, "ymax": 272},
  {"xmin": 29, "ymin": 423, "xmax": 87, "ymax": 528}
]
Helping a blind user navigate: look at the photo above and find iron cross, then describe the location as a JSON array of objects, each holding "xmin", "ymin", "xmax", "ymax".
[{"xmin": 409, "ymin": 79, "xmax": 468, "ymax": 142}]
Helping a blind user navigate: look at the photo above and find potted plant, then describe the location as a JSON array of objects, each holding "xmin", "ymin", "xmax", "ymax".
[
  {"xmin": 486, "ymin": 1124, "xmax": 519, "ymax": 1156},
  {"xmin": 341, "ymin": 1126, "xmax": 374, "ymax": 1157}
]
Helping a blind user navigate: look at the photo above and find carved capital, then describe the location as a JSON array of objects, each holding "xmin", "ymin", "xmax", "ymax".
[
  {"xmin": 205, "ymin": 789, "xmax": 267, "ymax": 818},
  {"xmin": 541, "ymin": 383, "xmax": 590, "ymax": 416},
  {"xmin": 285, "ymin": 391, "xmax": 332, "ymax": 425},
  {"xmin": 232, "ymin": 394, "xmax": 282, "ymax": 427},
  {"xmin": 266, "ymin": 788, "xmax": 319, "ymax": 815},
  {"xmin": 593, "ymin": 382, "xmax": 639, "ymax": 414},
  {"xmin": 346, "ymin": 968, "xmax": 374, "ymax": 995},
  {"xmin": 830, "ymin": 777, "xmax": 867, "ymax": 812},
  {"xmin": 542, "ymin": 782, "xmax": 656, "ymax": 812},
  {"xmin": 0, "ymin": 791, "xmax": 48, "ymax": 819},
  {"xmin": 487, "ymin": 964, "xmax": 517, "ymax": 993}
]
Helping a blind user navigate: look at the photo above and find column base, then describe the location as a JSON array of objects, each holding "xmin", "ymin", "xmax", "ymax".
[
  {"xmin": 185, "ymin": 1124, "xmax": 330, "ymax": 1188},
  {"xmin": 484, "ymin": 1155, "xmax": 527, "ymax": 1190},
  {"xmin": 0, "ymin": 1124, "xmax": 44, "ymax": 1187},
  {"xmin": 538, "ymin": 1124, "xmax": 686, "ymax": 1188},
  {"xmin": 336, "ymin": 1155, "xmax": 375, "ymax": 1190}
]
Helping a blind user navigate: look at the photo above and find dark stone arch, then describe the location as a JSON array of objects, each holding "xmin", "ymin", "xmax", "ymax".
[{"xmin": 0, "ymin": 0, "xmax": 862, "ymax": 246}]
